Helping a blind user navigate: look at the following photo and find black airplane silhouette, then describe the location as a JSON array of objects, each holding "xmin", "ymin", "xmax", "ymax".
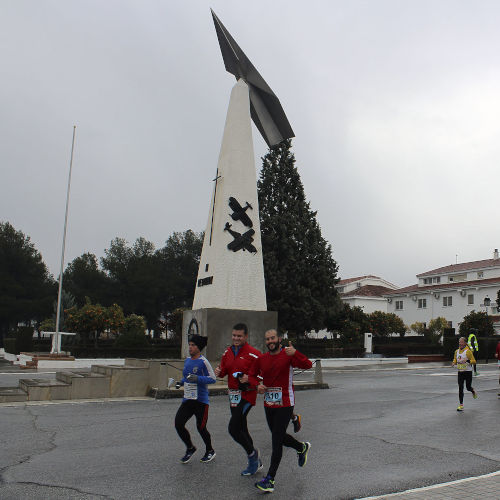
[
  {"xmin": 224, "ymin": 222, "xmax": 257, "ymax": 253},
  {"xmin": 228, "ymin": 197, "xmax": 253, "ymax": 228}
]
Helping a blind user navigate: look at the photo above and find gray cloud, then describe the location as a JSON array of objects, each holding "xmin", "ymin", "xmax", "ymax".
[{"xmin": 1, "ymin": 0, "xmax": 500, "ymax": 289}]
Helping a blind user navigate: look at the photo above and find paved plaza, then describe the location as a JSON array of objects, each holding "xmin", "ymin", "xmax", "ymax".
[{"xmin": 0, "ymin": 361, "xmax": 498, "ymax": 499}]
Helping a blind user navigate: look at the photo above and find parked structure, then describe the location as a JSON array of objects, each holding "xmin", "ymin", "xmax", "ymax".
[
  {"xmin": 336, "ymin": 276, "xmax": 398, "ymax": 314},
  {"xmin": 385, "ymin": 250, "xmax": 500, "ymax": 333}
]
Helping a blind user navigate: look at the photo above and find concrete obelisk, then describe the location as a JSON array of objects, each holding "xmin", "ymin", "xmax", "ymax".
[
  {"xmin": 193, "ymin": 79, "xmax": 266, "ymax": 312},
  {"xmin": 182, "ymin": 11, "xmax": 294, "ymax": 361}
]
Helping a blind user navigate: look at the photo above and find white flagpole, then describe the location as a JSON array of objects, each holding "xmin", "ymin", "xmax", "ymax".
[{"xmin": 52, "ymin": 126, "xmax": 77, "ymax": 354}]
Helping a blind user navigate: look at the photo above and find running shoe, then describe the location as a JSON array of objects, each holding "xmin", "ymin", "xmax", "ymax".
[
  {"xmin": 297, "ymin": 441, "xmax": 311, "ymax": 467},
  {"xmin": 457, "ymin": 404, "xmax": 464, "ymax": 411},
  {"xmin": 293, "ymin": 414, "xmax": 302, "ymax": 433},
  {"xmin": 255, "ymin": 475, "xmax": 275, "ymax": 493},
  {"xmin": 473, "ymin": 392, "xmax": 478, "ymax": 399},
  {"xmin": 200, "ymin": 450, "xmax": 216, "ymax": 463},
  {"xmin": 241, "ymin": 449, "xmax": 263, "ymax": 476},
  {"xmin": 180, "ymin": 447, "xmax": 196, "ymax": 463}
]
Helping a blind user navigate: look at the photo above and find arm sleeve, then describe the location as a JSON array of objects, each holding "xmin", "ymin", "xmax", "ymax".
[
  {"xmin": 467, "ymin": 349, "xmax": 476, "ymax": 365},
  {"xmin": 245, "ymin": 352, "xmax": 260, "ymax": 389},
  {"xmin": 197, "ymin": 358, "xmax": 216, "ymax": 385},
  {"xmin": 247, "ymin": 355, "xmax": 262, "ymax": 387},
  {"xmin": 453, "ymin": 350, "xmax": 457, "ymax": 364},
  {"xmin": 218, "ymin": 352, "xmax": 228, "ymax": 378},
  {"xmin": 291, "ymin": 350, "xmax": 313, "ymax": 369}
]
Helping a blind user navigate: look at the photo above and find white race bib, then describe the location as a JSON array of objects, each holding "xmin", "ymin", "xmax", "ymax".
[
  {"xmin": 184, "ymin": 382, "xmax": 198, "ymax": 400},
  {"xmin": 229, "ymin": 389, "xmax": 241, "ymax": 407},
  {"xmin": 264, "ymin": 387, "xmax": 283, "ymax": 405},
  {"xmin": 456, "ymin": 363, "xmax": 468, "ymax": 371}
]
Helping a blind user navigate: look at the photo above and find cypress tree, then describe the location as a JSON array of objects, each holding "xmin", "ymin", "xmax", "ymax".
[{"xmin": 258, "ymin": 140, "xmax": 340, "ymax": 336}]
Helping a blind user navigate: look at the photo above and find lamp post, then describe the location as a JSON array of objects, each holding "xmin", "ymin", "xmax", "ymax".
[{"xmin": 484, "ymin": 296, "xmax": 491, "ymax": 364}]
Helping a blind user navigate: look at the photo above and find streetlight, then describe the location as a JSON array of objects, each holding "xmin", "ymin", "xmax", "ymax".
[{"xmin": 484, "ymin": 296, "xmax": 491, "ymax": 364}]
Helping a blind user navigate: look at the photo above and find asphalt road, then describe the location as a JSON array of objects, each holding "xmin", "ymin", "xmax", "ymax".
[{"xmin": 0, "ymin": 364, "xmax": 499, "ymax": 499}]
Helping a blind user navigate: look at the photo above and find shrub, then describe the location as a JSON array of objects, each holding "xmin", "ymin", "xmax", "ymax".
[
  {"xmin": 115, "ymin": 314, "xmax": 149, "ymax": 348},
  {"xmin": 16, "ymin": 326, "xmax": 34, "ymax": 353},
  {"xmin": 4, "ymin": 337, "xmax": 17, "ymax": 354}
]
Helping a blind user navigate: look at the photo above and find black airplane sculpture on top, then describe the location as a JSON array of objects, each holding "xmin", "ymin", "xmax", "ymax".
[
  {"xmin": 228, "ymin": 196, "xmax": 253, "ymax": 228},
  {"xmin": 211, "ymin": 10, "xmax": 294, "ymax": 148},
  {"xmin": 224, "ymin": 222, "xmax": 257, "ymax": 253}
]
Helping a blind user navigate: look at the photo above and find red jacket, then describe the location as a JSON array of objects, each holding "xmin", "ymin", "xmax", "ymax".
[
  {"xmin": 218, "ymin": 342, "xmax": 261, "ymax": 405},
  {"xmin": 248, "ymin": 348, "xmax": 312, "ymax": 408}
]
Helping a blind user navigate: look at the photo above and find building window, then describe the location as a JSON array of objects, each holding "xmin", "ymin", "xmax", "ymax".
[
  {"xmin": 477, "ymin": 271, "xmax": 484, "ymax": 278},
  {"xmin": 467, "ymin": 294, "xmax": 474, "ymax": 305},
  {"xmin": 423, "ymin": 278, "xmax": 430, "ymax": 284},
  {"xmin": 418, "ymin": 298, "xmax": 427, "ymax": 309},
  {"xmin": 433, "ymin": 277, "xmax": 440, "ymax": 283},
  {"xmin": 443, "ymin": 296, "xmax": 452, "ymax": 307},
  {"xmin": 356, "ymin": 282, "xmax": 361, "ymax": 288},
  {"xmin": 395, "ymin": 300, "xmax": 403, "ymax": 310},
  {"xmin": 337, "ymin": 286, "xmax": 344, "ymax": 293}
]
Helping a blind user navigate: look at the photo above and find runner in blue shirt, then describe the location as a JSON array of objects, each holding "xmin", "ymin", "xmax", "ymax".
[{"xmin": 174, "ymin": 335, "xmax": 216, "ymax": 463}]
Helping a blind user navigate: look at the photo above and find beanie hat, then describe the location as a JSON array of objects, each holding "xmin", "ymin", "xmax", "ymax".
[{"xmin": 189, "ymin": 334, "xmax": 208, "ymax": 351}]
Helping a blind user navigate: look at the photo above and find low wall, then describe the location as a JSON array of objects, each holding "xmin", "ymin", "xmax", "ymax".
[
  {"xmin": 318, "ymin": 357, "xmax": 408, "ymax": 368},
  {"xmin": 37, "ymin": 358, "xmax": 126, "ymax": 369}
]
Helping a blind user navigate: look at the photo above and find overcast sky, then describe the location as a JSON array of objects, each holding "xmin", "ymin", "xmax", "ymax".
[{"xmin": 2, "ymin": 0, "xmax": 500, "ymax": 288}]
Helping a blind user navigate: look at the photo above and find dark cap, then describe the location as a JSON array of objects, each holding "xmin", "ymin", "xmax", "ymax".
[{"xmin": 189, "ymin": 334, "xmax": 207, "ymax": 351}]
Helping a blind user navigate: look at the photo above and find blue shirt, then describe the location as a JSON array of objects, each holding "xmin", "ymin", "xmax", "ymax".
[{"xmin": 180, "ymin": 355, "xmax": 216, "ymax": 404}]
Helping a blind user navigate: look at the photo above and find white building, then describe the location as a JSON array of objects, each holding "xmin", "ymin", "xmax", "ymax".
[
  {"xmin": 385, "ymin": 250, "xmax": 500, "ymax": 333},
  {"xmin": 336, "ymin": 275, "xmax": 399, "ymax": 314}
]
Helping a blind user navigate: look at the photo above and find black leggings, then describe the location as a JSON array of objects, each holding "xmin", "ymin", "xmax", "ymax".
[
  {"xmin": 457, "ymin": 371, "xmax": 474, "ymax": 404},
  {"xmin": 228, "ymin": 399, "xmax": 254, "ymax": 455},
  {"xmin": 264, "ymin": 406, "xmax": 303, "ymax": 479},
  {"xmin": 175, "ymin": 400, "xmax": 213, "ymax": 453}
]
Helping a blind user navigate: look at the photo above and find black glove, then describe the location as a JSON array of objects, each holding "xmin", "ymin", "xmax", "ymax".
[
  {"xmin": 187, "ymin": 374, "xmax": 198, "ymax": 383},
  {"xmin": 175, "ymin": 382, "xmax": 181, "ymax": 389}
]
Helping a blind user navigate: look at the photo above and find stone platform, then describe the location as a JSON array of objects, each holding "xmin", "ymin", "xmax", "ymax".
[{"xmin": 0, "ymin": 357, "xmax": 327, "ymax": 403}]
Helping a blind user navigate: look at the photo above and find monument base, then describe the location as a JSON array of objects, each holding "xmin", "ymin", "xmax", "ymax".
[{"xmin": 182, "ymin": 308, "xmax": 277, "ymax": 363}]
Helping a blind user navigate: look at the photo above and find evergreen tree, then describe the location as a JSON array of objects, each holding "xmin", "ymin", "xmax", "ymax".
[
  {"xmin": 258, "ymin": 140, "xmax": 340, "ymax": 336},
  {"xmin": 0, "ymin": 221, "xmax": 56, "ymax": 344}
]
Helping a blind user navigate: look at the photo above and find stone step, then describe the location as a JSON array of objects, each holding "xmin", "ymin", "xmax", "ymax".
[
  {"xmin": 0, "ymin": 386, "xmax": 28, "ymax": 403},
  {"xmin": 91, "ymin": 365, "xmax": 150, "ymax": 397},
  {"xmin": 56, "ymin": 370, "xmax": 111, "ymax": 399},
  {"xmin": 19, "ymin": 378, "xmax": 72, "ymax": 401}
]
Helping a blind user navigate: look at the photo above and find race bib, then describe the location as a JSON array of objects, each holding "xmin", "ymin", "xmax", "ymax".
[
  {"xmin": 264, "ymin": 387, "xmax": 283, "ymax": 405},
  {"xmin": 184, "ymin": 382, "xmax": 198, "ymax": 400},
  {"xmin": 456, "ymin": 363, "xmax": 467, "ymax": 371},
  {"xmin": 229, "ymin": 389, "xmax": 241, "ymax": 407}
]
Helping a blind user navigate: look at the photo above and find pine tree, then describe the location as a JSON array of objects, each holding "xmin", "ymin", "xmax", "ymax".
[{"xmin": 258, "ymin": 140, "xmax": 340, "ymax": 336}]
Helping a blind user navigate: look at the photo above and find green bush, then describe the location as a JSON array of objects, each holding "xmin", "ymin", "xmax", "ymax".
[
  {"xmin": 4, "ymin": 338, "xmax": 17, "ymax": 354},
  {"xmin": 114, "ymin": 314, "xmax": 149, "ymax": 348},
  {"xmin": 16, "ymin": 326, "xmax": 34, "ymax": 353}
]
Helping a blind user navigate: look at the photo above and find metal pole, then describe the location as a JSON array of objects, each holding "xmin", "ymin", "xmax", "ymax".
[{"xmin": 52, "ymin": 126, "xmax": 77, "ymax": 354}]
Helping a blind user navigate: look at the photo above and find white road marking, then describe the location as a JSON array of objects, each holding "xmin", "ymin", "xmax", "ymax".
[{"xmin": 357, "ymin": 470, "xmax": 500, "ymax": 499}]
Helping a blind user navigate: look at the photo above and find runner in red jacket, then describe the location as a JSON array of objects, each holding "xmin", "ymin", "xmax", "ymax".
[
  {"xmin": 214, "ymin": 323, "xmax": 262, "ymax": 475},
  {"xmin": 249, "ymin": 329, "xmax": 312, "ymax": 493}
]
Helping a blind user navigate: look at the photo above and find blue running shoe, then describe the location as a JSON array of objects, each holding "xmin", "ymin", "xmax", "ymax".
[
  {"xmin": 180, "ymin": 447, "xmax": 196, "ymax": 464},
  {"xmin": 297, "ymin": 441, "xmax": 311, "ymax": 467},
  {"xmin": 200, "ymin": 450, "xmax": 216, "ymax": 463},
  {"xmin": 241, "ymin": 449, "xmax": 262, "ymax": 476},
  {"xmin": 255, "ymin": 475, "xmax": 275, "ymax": 493}
]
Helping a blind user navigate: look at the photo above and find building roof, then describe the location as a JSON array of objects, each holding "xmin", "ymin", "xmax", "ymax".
[
  {"xmin": 417, "ymin": 258, "xmax": 500, "ymax": 277},
  {"xmin": 384, "ymin": 276, "xmax": 500, "ymax": 297},
  {"xmin": 342, "ymin": 285, "xmax": 395, "ymax": 298},
  {"xmin": 337, "ymin": 275, "xmax": 380, "ymax": 285}
]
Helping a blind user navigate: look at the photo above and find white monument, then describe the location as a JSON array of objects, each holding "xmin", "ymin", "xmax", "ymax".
[{"xmin": 182, "ymin": 11, "xmax": 295, "ymax": 360}]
